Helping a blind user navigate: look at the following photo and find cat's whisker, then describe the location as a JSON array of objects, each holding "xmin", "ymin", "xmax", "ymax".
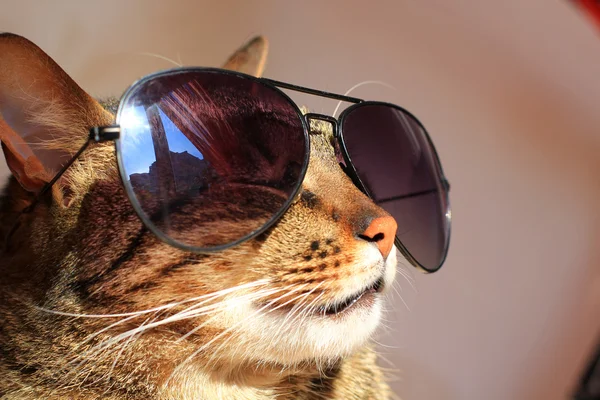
[
  {"xmin": 288, "ymin": 292, "xmax": 325, "ymax": 338},
  {"xmin": 64, "ymin": 313, "xmax": 189, "ymax": 381},
  {"xmin": 371, "ymin": 337, "xmax": 399, "ymax": 350},
  {"xmin": 86, "ymin": 301, "xmax": 237, "ymax": 357},
  {"xmin": 201, "ymin": 285, "xmax": 307, "ymax": 368},
  {"xmin": 397, "ymin": 264, "xmax": 416, "ymax": 289},
  {"xmin": 259, "ymin": 283, "xmax": 311, "ymax": 314},
  {"xmin": 108, "ymin": 315, "xmax": 156, "ymax": 377},
  {"xmin": 75, "ymin": 316, "xmax": 158, "ymax": 391},
  {"xmin": 135, "ymin": 52, "xmax": 183, "ymax": 67},
  {"xmin": 288, "ymin": 290, "xmax": 325, "ymax": 327},
  {"xmin": 170, "ymin": 283, "xmax": 275, "ymax": 321},
  {"xmin": 331, "ymin": 80, "xmax": 397, "ymax": 117},
  {"xmin": 390, "ymin": 262, "xmax": 415, "ymax": 312},
  {"xmin": 395, "ymin": 289, "xmax": 411, "ymax": 312},
  {"xmin": 397, "ymin": 271, "xmax": 415, "ymax": 288},
  {"xmin": 389, "ymin": 279, "xmax": 403, "ymax": 300},
  {"xmin": 270, "ymin": 282, "xmax": 325, "ymax": 339},
  {"xmin": 35, "ymin": 279, "xmax": 271, "ymax": 319},
  {"xmin": 60, "ymin": 281, "xmax": 274, "ymax": 380},
  {"xmin": 176, "ymin": 314, "xmax": 221, "ymax": 346},
  {"xmin": 167, "ymin": 285, "xmax": 306, "ymax": 384},
  {"xmin": 375, "ymin": 351, "xmax": 399, "ymax": 372},
  {"xmin": 270, "ymin": 290, "xmax": 327, "ymax": 358},
  {"xmin": 375, "ymin": 319, "xmax": 393, "ymax": 336},
  {"xmin": 75, "ymin": 313, "xmax": 148, "ymax": 349},
  {"xmin": 51, "ymin": 311, "xmax": 154, "ymax": 381},
  {"xmin": 62, "ymin": 282, "xmax": 266, "ymax": 365},
  {"xmin": 175, "ymin": 287, "xmax": 288, "ymax": 343},
  {"xmin": 88, "ymin": 285, "xmax": 283, "ymax": 356},
  {"xmin": 202, "ymin": 284, "xmax": 312, "ymax": 368}
]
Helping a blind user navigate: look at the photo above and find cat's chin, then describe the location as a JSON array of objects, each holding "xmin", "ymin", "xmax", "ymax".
[
  {"xmin": 225, "ymin": 246, "xmax": 398, "ymax": 365},
  {"xmin": 237, "ymin": 295, "xmax": 384, "ymax": 364}
]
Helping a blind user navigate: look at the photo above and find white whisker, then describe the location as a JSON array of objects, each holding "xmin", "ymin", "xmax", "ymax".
[
  {"xmin": 36, "ymin": 279, "xmax": 270, "ymax": 319},
  {"xmin": 108, "ymin": 315, "xmax": 156, "ymax": 376},
  {"xmin": 271, "ymin": 282, "xmax": 325, "ymax": 338},
  {"xmin": 332, "ymin": 80, "xmax": 397, "ymax": 117},
  {"xmin": 135, "ymin": 52, "xmax": 183, "ymax": 67},
  {"xmin": 202, "ymin": 285, "xmax": 306, "ymax": 368},
  {"xmin": 175, "ymin": 287, "xmax": 286, "ymax": 343},
  {"xmin": 56, "ymin": 280, "xmax": 273, "ymax": 383},
  {"xmin": 167, "ymin": 285, "xmax": 304, "ymax": 383}
]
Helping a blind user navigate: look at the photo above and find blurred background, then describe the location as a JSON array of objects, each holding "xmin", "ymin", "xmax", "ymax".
[{"xmin": 1, "ymin": 1, "xmax": 600, "ymax": 399}]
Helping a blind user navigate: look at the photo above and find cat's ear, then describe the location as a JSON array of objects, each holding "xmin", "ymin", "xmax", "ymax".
[
  {"xmin": 0, "ymin": 33, "xmax": 113, "ymax": 194},
  {"xmin": 221, "ymin": 36, "xmax": 269, "ymax": 77}
]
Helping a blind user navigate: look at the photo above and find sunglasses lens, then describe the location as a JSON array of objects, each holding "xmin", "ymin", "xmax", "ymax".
[
  {"xmin": 340, "ymin": 104, "xmax": 450, "ymax": 271},
  {"xmin": 117, "ymin": 70, "xmax": 307, "ymax": 250}
]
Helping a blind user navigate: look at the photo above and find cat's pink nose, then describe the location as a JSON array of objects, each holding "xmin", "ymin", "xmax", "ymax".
[{"xmin": 360, "ymin": 216, "xmax": 398, "ymax": 259}]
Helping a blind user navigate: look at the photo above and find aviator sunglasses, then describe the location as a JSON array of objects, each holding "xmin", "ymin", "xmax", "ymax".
[{"xmin": 24, "ymin": 68, "xmax": 451, "ymax": 273}]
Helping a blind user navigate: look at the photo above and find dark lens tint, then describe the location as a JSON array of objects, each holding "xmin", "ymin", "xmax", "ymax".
[
  {"xmin": 118, "ymin": 70, "xmax": 307, "ymax": 251},
  {"xmin": 340, "ymin": 104, "xmax": 450, "ymax": 271}
]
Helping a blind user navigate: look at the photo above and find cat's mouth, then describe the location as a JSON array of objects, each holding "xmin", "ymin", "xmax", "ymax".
[
  {"xmin": 259, "ymin": 275, "xmax": 385, "ymax": 318},
  {"xmin": 316, "ymin": 276, "xmax": 385, "ymax": 317}
]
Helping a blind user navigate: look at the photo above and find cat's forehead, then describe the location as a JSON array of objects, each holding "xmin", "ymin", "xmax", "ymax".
[
  {"xmin": 308, "ymin": 118, "xmax": 337, "ymax": 154},
  {"xmin": 100, "ymin": 97, "xmax": 120, "ymax": 117}
]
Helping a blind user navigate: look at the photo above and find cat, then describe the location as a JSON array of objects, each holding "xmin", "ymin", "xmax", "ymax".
[{"xmin": 0, "ymin": 33, "xmax": 398, "ymax": 399}]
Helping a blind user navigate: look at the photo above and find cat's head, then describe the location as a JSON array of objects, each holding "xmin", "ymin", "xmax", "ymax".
[{"xmin": 0, "ymin": 33, "xmax": 397, "ymax": 383}]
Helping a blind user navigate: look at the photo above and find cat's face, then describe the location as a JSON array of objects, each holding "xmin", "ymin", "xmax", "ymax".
[{"xmin": 0, "ymin": 34, "xmax": 397, "ymax": 381}]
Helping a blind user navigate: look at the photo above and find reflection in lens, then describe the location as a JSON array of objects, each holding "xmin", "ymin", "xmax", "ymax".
[
  {"xmin": 340, "ymin": 104, "xmax": 449, "ymax": 271},
  {"xmin": 119, "ymin": 70, "xmax": 306, "ymax": 250}
]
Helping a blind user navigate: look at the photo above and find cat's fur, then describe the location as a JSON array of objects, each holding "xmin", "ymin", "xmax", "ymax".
[{"xmin": 0, "ymin": 33, "xmax": 396, "ymax": 399}]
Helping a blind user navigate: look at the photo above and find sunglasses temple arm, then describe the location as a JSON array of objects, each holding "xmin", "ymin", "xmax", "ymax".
[
  {"xmin": 23, "ymin": 140, "xmax": 91, "ymax": 213},
  {"xmin": 2, "ymin": 138, "xmax": 89, "ymax": 251},
  {"xmin": 21, "ymin": 126, "xmax": 121, "ymax": 215},
  {"xmin": 3, "ymin": 126, "xmax": 120, "ymax": 250}
]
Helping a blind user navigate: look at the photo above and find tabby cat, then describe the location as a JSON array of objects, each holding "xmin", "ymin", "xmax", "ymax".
[{"xmin": 0, "ymin": 33, "xmax": 398, "ymax": 399}]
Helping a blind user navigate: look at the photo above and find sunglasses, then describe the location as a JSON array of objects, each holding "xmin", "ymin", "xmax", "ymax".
[{"xmin": 30, "ymin": 68, "xmax": 451, "ymax": 273}]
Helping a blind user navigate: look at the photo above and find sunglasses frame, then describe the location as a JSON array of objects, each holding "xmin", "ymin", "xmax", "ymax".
[
  {"xmin": 262, "ymin": 74, "xmax": 451, "ymax": 273},
  {"xmin": 27, "ymin": 67, "xmax": 450, "ymax": 273},
  {"xmin": 113, "ymin": 68, "xmax": 311, "ymax": 255}
]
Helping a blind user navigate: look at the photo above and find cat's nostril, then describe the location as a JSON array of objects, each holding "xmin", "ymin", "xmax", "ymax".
[{"xmin": 358, "ymin": 216, "xmax": 397, "ymax": 259}]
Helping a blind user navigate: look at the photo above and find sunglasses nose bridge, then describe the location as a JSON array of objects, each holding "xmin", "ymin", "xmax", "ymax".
[{"xmin": 304, "ymin": 113, "xmax": 339, "ymax": 135}]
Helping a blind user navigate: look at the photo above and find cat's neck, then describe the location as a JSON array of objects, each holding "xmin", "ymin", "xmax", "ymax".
[
  {"xmin": 159, "ymin": 345, "xmax": 389, "ymax": 400},
  {"xmin": 2, "ymin": 339, "xmax": 388, "ymax": 399}
]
